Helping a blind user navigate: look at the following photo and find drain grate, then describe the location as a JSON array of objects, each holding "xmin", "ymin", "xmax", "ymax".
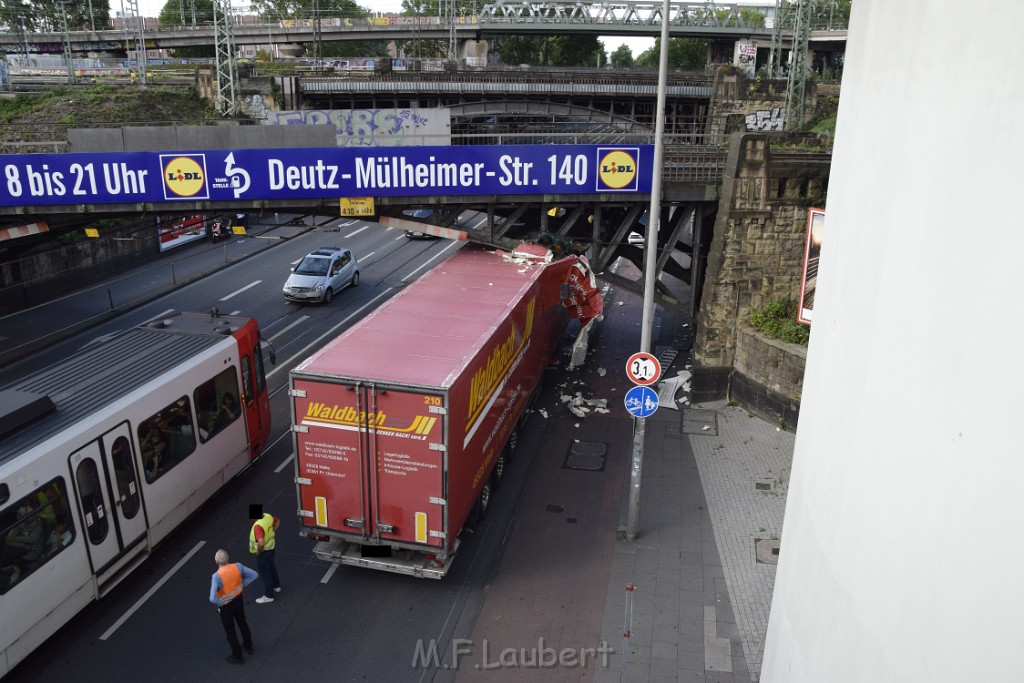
[
  {"xmin": 563, "ymin": 441, "xmax": 608, "ymax": 471},
  {"xmin": 654, "ymin": 346, "xmax": 680, "ymax": 376},
  {"xmin": 754, "ymin": 538, "xmax": 781, "ymax": 565},
  {"xmin": 682, "ymin": 408, "xmax": 718, "ymax": 436}
]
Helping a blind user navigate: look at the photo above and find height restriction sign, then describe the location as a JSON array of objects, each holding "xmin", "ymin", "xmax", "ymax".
[{"xmin": 626, "ymin": 352, "xmax": 661, "ymax": 386}]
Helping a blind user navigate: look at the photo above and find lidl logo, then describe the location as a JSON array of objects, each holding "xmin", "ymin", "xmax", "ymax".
[
  {"xmin": 161, "ymin": 154, "xmax": 209, "ymax": 199},
  {"xmin": 596, "ymin": 148, "xmax": 639, "ymax": 191}
]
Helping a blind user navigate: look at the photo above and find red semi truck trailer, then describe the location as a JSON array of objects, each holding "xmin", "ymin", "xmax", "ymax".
[{"xmin": 289, "ymin": 244, "xmax": 602, "ymax": 578}]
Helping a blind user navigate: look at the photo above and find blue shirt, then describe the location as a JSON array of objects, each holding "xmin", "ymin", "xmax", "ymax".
[{"xmin": 209, "ymin": 562, "xmax": 259, "ymax": 606}]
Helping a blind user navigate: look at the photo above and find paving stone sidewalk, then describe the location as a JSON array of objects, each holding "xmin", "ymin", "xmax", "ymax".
[{"xmin": 449, "ymin": 287, "xmax": 795, "ymax": 683}]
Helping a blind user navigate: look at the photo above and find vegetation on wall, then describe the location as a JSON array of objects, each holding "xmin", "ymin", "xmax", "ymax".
[{"xmin": 748, "ymin": 300, "xmax": 810, "ymax": 346}]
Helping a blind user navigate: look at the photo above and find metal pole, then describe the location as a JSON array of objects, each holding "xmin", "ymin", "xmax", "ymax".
[
  {"xmin": 620, "ymin": 583, "xmax": 635, "ymax": 682},
  {"xmin": 625, "ymin": 0, "xmax": 671, "ymax": 543}
]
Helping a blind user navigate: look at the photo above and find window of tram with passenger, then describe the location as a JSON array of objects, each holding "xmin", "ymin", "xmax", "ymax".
[
  {"xmin": 137, "ymin": 396, "xmax": 197, "ymax": 483},
  {"xmin": 0, "ymin": 479, "xmax": 76, "ymax": 594},
  {"xmin": 194, "ymin": 367, "xmax": 242, "ymax": 443}
]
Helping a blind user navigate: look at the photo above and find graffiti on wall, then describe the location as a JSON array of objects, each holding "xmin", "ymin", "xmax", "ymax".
[
  {"xmin": 264, "ymin": 108, "xmax": 452, "ymax": 147},
  {"xmin": 745, "ymin": 108, "xmax": 785, "ymax": 132}
]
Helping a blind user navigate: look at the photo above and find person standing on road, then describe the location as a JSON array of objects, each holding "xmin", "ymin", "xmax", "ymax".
[
  {"xmin": 250, "ymin": 509, "xmax": 281, "ymax": 604},
  {"xmin": 209, "ymin": 549, "xmax": 258, "ymax": 665}
]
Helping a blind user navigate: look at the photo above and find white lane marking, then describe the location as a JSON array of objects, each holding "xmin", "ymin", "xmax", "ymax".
[
  {"xmin": 402, "ymin": 242, "xmax": 460, "ymax": 282},
  {"xmin": 339, "ymin": 219, "xmax": 358, "ymax": 227},
  {"xmin": 100, "ymin": 540, "xmax": 207, "ymax": 641},
  {"xmin": 268, "ymin": 315, "xmax": 310, "ymax": 342},
  {"xmin": 321, "ymin": 562, "xmax": 341, "ymax": 584},
  {"xmin": 361, "ymin": 251, "xmax": 375, "ymax": 260},
  {"xmin": 230, "ymin": 310, "xmax": 241, "ymax": 316},
  {"xmin": 468, "ymin": 217, "xmax": 487, "ymax": 229},
  {"xmin": 274, "ymin": 453, "xmax": 295, "ymax": 474},
  {"xmin": 144, "ymin": 308, "xmax": 177, "ymax": 323},
  {"xmin": 345, "ymin": 225, "xmax": 370, "ymax": 238},
  {"xmin": 266, "ymin": 288, "xmax": 395, "ymax": 380},
  {"xmin": 219, "ymin": 280, "xmax": 262, "ymax": 301}
]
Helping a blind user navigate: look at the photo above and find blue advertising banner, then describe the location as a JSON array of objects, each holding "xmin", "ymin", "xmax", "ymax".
[{"xmin": 0, "ymin": 145, "xmax": 652, "ymax": 207}]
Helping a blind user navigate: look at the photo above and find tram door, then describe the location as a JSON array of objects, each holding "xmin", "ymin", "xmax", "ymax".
[{"xmin": 69, "ymin": 424, "xmax": 147, "ymax": 581}]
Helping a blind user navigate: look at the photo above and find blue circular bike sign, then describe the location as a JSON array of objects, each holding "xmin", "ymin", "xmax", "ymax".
[{"xmin": 624, "ymin": 385, "xmax": 659, "ymax": 418}]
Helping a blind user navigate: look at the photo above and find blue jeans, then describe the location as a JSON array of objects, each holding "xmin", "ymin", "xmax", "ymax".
[{"xmin": 256, "ymin": 549, "xmax": 280, "ymax": 598}]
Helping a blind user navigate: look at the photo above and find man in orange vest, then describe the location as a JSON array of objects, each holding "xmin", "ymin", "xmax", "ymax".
[
  {"xmin": 209, "ymin": 549, "xmax": 259, "ymax": 664},
  {"xmin": 250, "ymin": 509, "xmax": 281, "ymax": 604}
]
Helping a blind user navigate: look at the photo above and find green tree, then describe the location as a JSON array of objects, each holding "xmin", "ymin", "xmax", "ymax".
[
  {"xmin": 610, "ymin": 44, "xmax": 634, "ymax": 69},
  {"xmin": 635, "ymin": 38, "xmax": 708, "ymax": 70},
  {"xmin": 158, "ymin": 0, "xmax": 214, "ymax": 27},
  {"xmin": 491, "ymin": 34, "xmax": 604, "ymax": 67},
  {"xmin": 6, "ymin": 0, "xmax": 113, "ymax": 32},
  {"xmin": 248, "ymin": 0, "xmax": 369, "ymax": 22}
]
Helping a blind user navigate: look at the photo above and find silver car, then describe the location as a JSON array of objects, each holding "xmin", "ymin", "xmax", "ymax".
[{"xmin": 283, "ymin": 247, "xmax": 359, "ymax": 304}]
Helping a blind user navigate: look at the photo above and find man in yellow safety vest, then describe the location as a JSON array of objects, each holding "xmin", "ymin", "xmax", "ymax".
[
  {"xmin": 209, "ymin": 549, "xmax": 258, "ymax": 664},
  {"xmin": 249, "ymin": 510, "xmax": 281, "ymax": 604}
]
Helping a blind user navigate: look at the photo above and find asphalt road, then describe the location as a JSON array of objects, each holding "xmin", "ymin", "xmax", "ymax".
[{"xmin": 3, "ymin": 218, "xmax": 546, "ymax": 682}]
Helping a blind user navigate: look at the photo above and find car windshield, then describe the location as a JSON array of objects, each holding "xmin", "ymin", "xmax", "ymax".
[{"xmin": 294, "ymin": 257, "xmax": 329, "ymax": 276}]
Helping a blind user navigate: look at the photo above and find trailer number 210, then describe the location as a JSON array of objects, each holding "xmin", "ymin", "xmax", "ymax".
[{"xmin": 423, "ymin": 396, "xmax": 442, "ymax": 406}]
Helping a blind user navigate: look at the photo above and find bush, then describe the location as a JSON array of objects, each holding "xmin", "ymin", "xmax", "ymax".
[{"xmin": 748, "ymin": 300, "xmax": 809, "ymax": 346}]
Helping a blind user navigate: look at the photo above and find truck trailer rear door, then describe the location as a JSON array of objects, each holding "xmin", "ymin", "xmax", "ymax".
[{"xmin": 293, "ymin": 380, "xmax": 447, "ymax": 549}]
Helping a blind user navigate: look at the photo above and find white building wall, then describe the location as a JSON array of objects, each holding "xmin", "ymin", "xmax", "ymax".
[{"xmin": 762, "ymin": 1, "xmax": 1024, "ymax": 681}]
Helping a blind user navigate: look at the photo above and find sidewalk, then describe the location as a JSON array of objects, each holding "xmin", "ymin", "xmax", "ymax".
[{"xmin": 455, "ymin": 287, "xmax": 794, "ymax": 682}]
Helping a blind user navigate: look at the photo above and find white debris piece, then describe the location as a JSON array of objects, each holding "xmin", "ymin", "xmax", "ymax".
[
  {"xmin": 562, "ymin": 394, "xmax": 608, "ymax": 418},
  {"xmin": 702, "ymin": 425, "xmax": 711, "ymax": 431},
  {"xmin": 656, "ymin": 369, "xmax": 692, "ymax": 411},
  {"xmin": 597, "ymin": 367, "xmax": 606, "ymax": 376},
  {"xmin": 539, "ymin": 409, "xmax": 549, "ymax": 418}
]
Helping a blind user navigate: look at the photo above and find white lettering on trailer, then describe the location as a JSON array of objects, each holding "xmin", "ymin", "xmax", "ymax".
[{"xmin": 100, "ymin": 541, "xmax": 206, "ymax": 640}]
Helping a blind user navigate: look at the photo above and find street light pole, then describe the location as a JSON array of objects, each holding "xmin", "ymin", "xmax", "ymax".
[{"xmin": 625, "ymin": 0, "xmax": 672, "ymax": 542}]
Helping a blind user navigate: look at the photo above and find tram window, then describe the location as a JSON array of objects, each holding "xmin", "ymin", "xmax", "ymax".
[
  {"xmin": 254, "ymin": 343, "xmax": 267, "ymax": 395},
  {"xmin": 241, "ymin": 355, "xmax": 254, "ymax": 406},
  {"xmin": 137, "ymin": 396, "xmax": 197, "ymax": 483},
  {"xmin": 194, "ymin": 368, "xmax": 241, "ymax": 443},
  {"xmin": 75, "ymin": 460, "xmax": 109, "ymax": 544},
  {"xmin": 1, "ymin": 478, "xmax": 77, "ymax": 593},
  {"xmin": 0, "ymin": 484, "xmax": 8, "ymax": 505},
  {"xmin": 109, "ymin": 436, "xmax": 141, "ymax": 519}
]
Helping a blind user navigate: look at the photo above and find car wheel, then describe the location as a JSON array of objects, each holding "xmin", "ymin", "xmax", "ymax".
[
  {"xmin": 323, "ymin": 288, "xmax": 334, "ymax": 304},
  {"xmin": 351, "ymin": 271, "xmax": 360, "ymax": 287}
]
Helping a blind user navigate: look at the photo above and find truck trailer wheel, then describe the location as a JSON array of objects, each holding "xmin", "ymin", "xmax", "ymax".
[
  {"xmin": 474, "ymin": 480, "xmax": 492, "ymax": 521},
  {"xmin": 491, "ymin": 450, "xmax": 507, "ymax": 491},
  {"xmin": 505, "ymin": 428, "xmax": 519, "ymax": 464}
]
